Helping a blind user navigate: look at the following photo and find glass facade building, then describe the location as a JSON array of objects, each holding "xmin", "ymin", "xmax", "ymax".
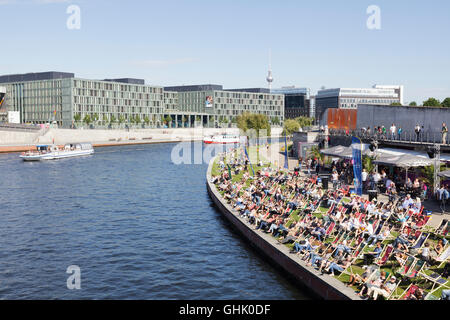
[{"xmin": 0, "ymin": 73, "xmax": 284, "ymax": 128}]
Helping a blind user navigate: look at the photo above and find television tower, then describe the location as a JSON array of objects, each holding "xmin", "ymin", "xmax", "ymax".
[{"xmin": 266, "ymin": 49, "xmax": 274, "ymax": 91}]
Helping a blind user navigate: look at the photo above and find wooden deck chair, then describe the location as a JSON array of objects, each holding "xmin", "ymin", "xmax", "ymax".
[
  {"xmin": 405, "ymin": 259, "xmax": 426, "ymax": 278},
  {"xmin": 400, "ymin": 284, "xmax": 419, "ymax": 300},
  {"xmin": 411, "ymin": 233, "xmax": 429, "ymax": 250},
  {"xmin": 376, "ymin": 245, "xmax": 394, "ymax": 266},
  {"xmin": 386, "ymin": 280, "xmax": 401, "ymax": 300},
  {"xmin": 436, "ymin": 246, "xmax": 450, "ymax": 265},
  {"xmin": 397, "ymin": 255, "xmax": 416, "ymax": 277}
]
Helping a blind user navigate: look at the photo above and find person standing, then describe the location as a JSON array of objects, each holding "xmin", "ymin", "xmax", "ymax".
[
  {"xmin": 390, "ymin": 123, "xmax": 396, "ymax": 140},
  {"xmin": 442, "ymin": 122, "xmax": 448, "ymax": 144},
  {"xmin": 397, "ymin": 126, "xmax": 403, "ymax": 140},
  {"xmin": 415, "ymin": 124, "xmax": 421, "ymax": 142}
]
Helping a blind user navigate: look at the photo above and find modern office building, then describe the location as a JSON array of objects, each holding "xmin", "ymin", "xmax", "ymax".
[
  {"xmin": 0, "ymin": 72, "xmax": 284, "ymax": 128},
  {"xmin": 165, "ymin": 84, "xmax": 284, "ymax": 127},
  {"xmin": 271, "ymin": 86, "xmax": 311, "ymax": 119},
  {"xmin": 315, "ymin": 85, "xmax": 403, "ymax": 123}
]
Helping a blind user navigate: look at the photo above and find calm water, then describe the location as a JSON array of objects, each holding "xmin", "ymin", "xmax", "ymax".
[{"xmin": 0, "ymin": 143, "xmax": 308, "ymax": 300}]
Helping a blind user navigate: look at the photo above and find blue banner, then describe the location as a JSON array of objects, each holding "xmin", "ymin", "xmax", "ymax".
[
  {"xmin": 284, "ymin": 135, "xmax": 289, "ymax": 169},
  {"xmin": 351, "ymin": 137, "xmax": 363, "ymax": 196}
]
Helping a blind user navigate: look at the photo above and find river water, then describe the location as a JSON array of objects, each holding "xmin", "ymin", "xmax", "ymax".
[{"xmin": 0, "ymin": 142, "xmax": 308, "ymax": 300}]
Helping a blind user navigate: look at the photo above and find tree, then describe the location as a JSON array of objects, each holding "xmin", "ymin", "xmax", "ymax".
[
  {"xmin": 390, "ymin": 102, "xmax": 402, "ymax": 106},
  {"xmin": 144, "ymin": 115, "xmax": 150, "ymax": 126},
  {"xmin": 92, "ymin": 113, "xmax": 99, "ymax": 123},
  {"xmin": 272, "ymin": 117, "xmax": 280, "ymax": 126},
  {"xmin": 295, "ymin": 116, "xmax": 314, "ymax": 129},
  {"xmin": 409, "ymin": 101, "xmax": 417, "ymax": 106},
  {"xmin": 83, "ymin": 114, "xmax": 91, "ymax": 126},
  {"xmin": 423, "ymin": 98, "xmax": 441, "ymax": 107},
  {"xmin": 118, "ymin": 115, "xmax": 125, "ymax": 127},
  {"xmin": 135, "ymin": 115, "xmax": 141, "ymax": 124},
  {"xmin": 283, "ymin": 119, "xmax": 300, "ymax": 136},
  {"xmin": 441, "ymin": 98, "xmax": 450, "ymax": 108},
  {"xmin": 74, "ymin": 113, "xmax": 81, "ymax": 123}
]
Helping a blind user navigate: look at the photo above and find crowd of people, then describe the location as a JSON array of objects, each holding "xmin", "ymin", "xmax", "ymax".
[{"xmin": 211, "ymin": 150, "xmax": 450, "ymax": 300}]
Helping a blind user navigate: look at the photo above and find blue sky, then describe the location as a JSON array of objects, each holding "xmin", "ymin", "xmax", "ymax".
[{"xmin": 0, "ymin": 0, "xmax": 449, "ymax": 103}]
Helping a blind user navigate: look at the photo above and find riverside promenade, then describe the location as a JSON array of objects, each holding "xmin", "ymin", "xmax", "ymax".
[{"xmin": 206, "ymin": 149, "xmax": 362, "ymax": 300}]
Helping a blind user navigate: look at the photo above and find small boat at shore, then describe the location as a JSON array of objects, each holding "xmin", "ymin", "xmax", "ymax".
[
  {"xmin": 20, "ymin": 143, "xmax": 94, "ymax": 161},
  {"xmin": 203, "ymin": 134, "xmax": 240, "ymax": 144}
]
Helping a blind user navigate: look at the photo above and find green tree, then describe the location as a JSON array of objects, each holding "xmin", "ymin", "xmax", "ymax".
[
  {"xmin": 409, "ymin": 101, "xmax": 417, "ymax": 106},
  {"xmin": 363, "ymin": 155, "xmax": 375, "ymax": 173},
  {"xmin": 74, "ymin": 113, "xmax": 81, "ymax": 123},
  {"xmin": 423, "ymin": 98, "xmax": 441, "ymax": 107},
  {"xmin": 272, "ymin": 117, "xmax": 280, "ymax": 126},
  {"xmin": 118, "ymin": 115, "xmax": 125, "ymax": 127},
  {"xmin": 283, "ymin": 119, "xmax": 300, "ymax": 136},
  {"xmin": 295, "ymin": 116, "xmax": 314, "ymax": 129},
  {"xmin": 144, "ymin": 115, "xmax": 150, "ymax": 125},
  {"xmin": 390, "ymin": 102, "xmax": 402, "ymax": 106},
  {"xmin": 441, "ymin": 98, "xmax": 450, "ymax": 108},
  {"xmin": 83, "ymin": 114, "xmax": 91, "ymax": 126},
  {"xmin": 135, "ymin": 115, "xmax": 141, "ymax": 124}
]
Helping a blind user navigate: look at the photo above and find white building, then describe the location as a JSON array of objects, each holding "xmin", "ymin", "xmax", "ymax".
[{"xmin": 315, "ymin": 84, "xmax": 403, "ymax": 120}]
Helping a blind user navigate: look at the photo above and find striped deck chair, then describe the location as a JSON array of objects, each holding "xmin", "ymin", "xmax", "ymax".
[
  {"xmin": 397, "ymin": 255, "xmax": 416, "ymax": 277},
  {"xmin": 400, "ymin": 284, "xmax": 419, "ymax": 300},
  {"xmin": 436, "ymin": 246, "xmax": 450, "ymax": 265},
  {"xmin": 376, "ymin": 245, "xmax": 393, "ymax": 266},
  {"xmin": 410, "ymin": 233, "xmax": 429, "ymax": 250},
  {"xmin": 405, "ymin": 259, "xmax": 426, "ymax": 278}
]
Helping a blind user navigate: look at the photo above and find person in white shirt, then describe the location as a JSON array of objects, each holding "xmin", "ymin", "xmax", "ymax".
[
  {"xmin": 362, "ymin": 169, "xmax": 368, "ymax": 190},
  {"xmin": 402, "ymin": 194, "xmax": 414, "ymax": 210},
  {"xmin": 390, "ymin": 124, "xmax": 396, "ymax": 140}
]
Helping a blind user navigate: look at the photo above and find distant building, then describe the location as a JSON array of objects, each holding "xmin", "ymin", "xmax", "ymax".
[
  {"xmin": 0, "ymin": 72, "xmax": 284, "ymax": 128},
  {"xmin": 315, "ymin": 85, "xmax": 403, "ymax": 123},
  {"xmin": 271, "ymin": 87, "xmax": 311, "ymax": 119},
  {"xmin": 165, "ymin": 85, "xmax": 284, "ymax": 127}
]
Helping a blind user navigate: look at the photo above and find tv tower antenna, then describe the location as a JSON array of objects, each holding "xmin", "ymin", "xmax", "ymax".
[{"xmin": 266, "ymin": 49, "xmax": 274, "ymax": 91}]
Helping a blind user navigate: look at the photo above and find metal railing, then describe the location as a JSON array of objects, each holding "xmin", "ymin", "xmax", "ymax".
[{"xmin": 327, "ymin": 128, "xmax": 449, "ymax": 145}]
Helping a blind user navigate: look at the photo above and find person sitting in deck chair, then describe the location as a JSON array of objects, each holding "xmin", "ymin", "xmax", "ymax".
[
  {"xmin": 367, "ymin": 276, "xmax": 397, "ymax": 300},
  {"xmin": 362, "ymin": 242, "xmax": 383, "ymax": 265}
]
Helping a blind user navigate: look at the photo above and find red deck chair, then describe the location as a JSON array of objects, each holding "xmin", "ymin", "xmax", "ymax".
[
  {"xmin": 402, "ymin": 285, "xmax": 419, "ymax": 300},
  {"xmin": 376, "ymin": 245, "xmax": 393, "ymax": 265},
  {"xmin": 326, "ymin": 222, "xmax": 336, "ymax": 236}
]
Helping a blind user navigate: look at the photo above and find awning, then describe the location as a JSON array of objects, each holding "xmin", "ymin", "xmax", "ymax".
[
  {"xmin": 321, "ymin": 145, "xmax": 354, "ymax": 159},
  {"xmin": 372, "ymin": 153, "xmax": 436, "ymax": 168},
  {"xmin": 438, "ymin": 170, "xmax": 450, "ymax": 178}
]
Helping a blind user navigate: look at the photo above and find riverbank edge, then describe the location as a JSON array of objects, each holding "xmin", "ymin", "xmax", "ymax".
[
  {"xmin": 0, "ymin": 138, "xmax": 198, "ymax": 154},
  {"xmin": 206, "ymin": 155, "xmax": 362, "ymax": 300}
]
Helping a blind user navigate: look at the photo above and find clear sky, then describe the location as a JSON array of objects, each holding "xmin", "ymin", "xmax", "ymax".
[{"xmin": 0, "ymin": 0, "xmax": 449, "ymax": 104}]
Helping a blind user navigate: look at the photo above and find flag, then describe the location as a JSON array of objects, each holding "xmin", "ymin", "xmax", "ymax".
[
  {"xmin": 244, "ymin": 147, "xmax": 255, "ymax": 176},
  {"xmin": 284, "ymin": 135, "xmax": 289, "ymax": 169},
  {"xmin": 351, "ymin": 136, "xmax": 363, "ymax": 196}
]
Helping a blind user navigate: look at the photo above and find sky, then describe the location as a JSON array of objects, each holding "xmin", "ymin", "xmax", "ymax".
[{"xmin": 0, "ymin": 0, "xmax": 449, "ymax": 104}]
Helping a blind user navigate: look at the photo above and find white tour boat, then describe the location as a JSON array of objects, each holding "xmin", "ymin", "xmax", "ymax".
[
  {"xmin": 203, "ymin": 134, "xmax": 240, "ymax": 144},
  {"xmin": 20, "ymin": 143, "xmax": 94, "ymax": 161}
]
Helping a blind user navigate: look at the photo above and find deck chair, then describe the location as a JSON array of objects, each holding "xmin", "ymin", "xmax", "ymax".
[
  {"xmin": 401, "ymin": 284, "xmax": 419, "ymax": 300},
  {"xmin": 436, "ymin": 246, "xmax": 450, "ymax": 265},
  {"xmin": 405, "ymin": 259, "xmax": 426, "ymax": 278},
  {"xmin": 410, "ymin": 233, "xmax": 429, "ymax": 250},
  {"xmin": 397, "ymin": 255, "xmax": 416, "ymax": 277},
  {"xmin": 376, "ymin": 245, "xmax": 393, "ymax": 266}
]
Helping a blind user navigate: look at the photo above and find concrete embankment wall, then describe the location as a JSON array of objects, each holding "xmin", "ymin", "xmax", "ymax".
[
  {"xmin": 0, "ymin": 127, "xmax": 283, "ymax": 146},
  {"xmin": 206, "ymin": 156, "xmax": 361, "ymax": 300}
]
